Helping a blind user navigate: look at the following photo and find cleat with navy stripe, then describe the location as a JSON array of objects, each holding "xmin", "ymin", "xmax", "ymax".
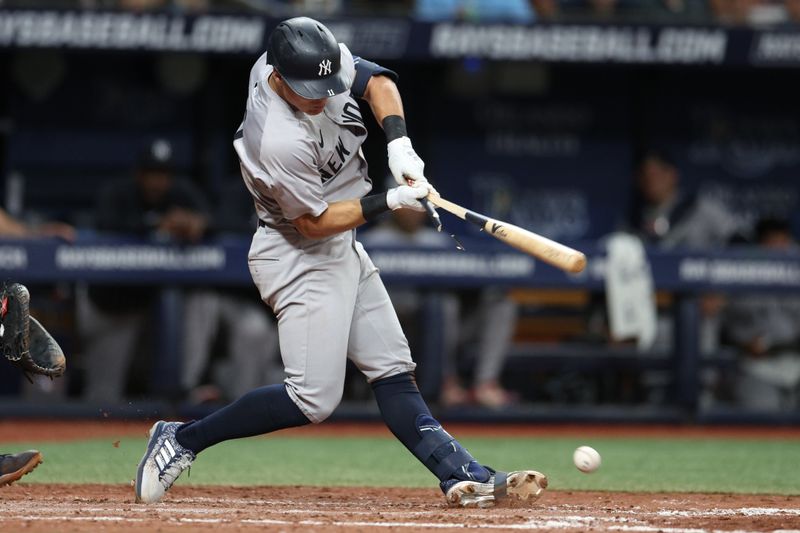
[
  {"xmin": 441, "ymin": 469, "xmax": 548, "ymax": 508},
  {"xmin": 135, "ymin": 421, "xmax": 195, "ymax": 503}
]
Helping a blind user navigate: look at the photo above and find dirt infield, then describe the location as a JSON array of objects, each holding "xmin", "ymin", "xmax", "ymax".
[
  {"xmin": 1, "ymin": 484, "xmax": 799, "ymax": 532},
  {"xmin": 2, "ymin": 421, "xmax": 799, "ymax": 531}
]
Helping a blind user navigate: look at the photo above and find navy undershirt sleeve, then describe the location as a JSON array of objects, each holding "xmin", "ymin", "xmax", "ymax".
[{"xmin": 352, "ymin": 56, "xmax": 399, "ymax": 99}]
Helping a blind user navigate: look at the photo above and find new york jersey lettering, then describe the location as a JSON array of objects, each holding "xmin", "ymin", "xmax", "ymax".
[
  {"xmin": 319, "ymin": 137, "xmax": 355, "ymax": 184},
  {"xmin": 341, "ymin": 102, "xmax": 364, "ymax": 126}
]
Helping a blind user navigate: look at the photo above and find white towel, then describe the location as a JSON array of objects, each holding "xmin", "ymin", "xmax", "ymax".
[{"xmin": 605, "ymin": 233, "xmax": 657, "ymax": 351}]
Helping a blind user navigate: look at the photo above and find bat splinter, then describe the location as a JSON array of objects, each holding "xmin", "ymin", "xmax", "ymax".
[{"xmin": 418, "ymin": 197, "xmax": 442, "ymax": 232}]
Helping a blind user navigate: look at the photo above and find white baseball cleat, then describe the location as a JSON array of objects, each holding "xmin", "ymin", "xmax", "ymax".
[
  {"xmin": 135, "ymin": 421, "xmax": 195, "ymax": 503},
  {"xmin": 443, "ymin": 470, "xmax": 548, "ymax": 508}
]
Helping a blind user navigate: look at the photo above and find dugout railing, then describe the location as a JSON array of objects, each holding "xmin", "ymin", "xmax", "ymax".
[{"xmin": 0, "ymin": 236, "xmax": 798, "ymax": 424}]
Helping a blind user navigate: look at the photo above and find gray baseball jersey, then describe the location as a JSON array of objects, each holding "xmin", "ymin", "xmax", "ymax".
[
  {"xmin": 234, "ymin": 44, "xmax": 371, "ymax": 234},
  {"xmin": 234, "ymin": 46, "xmax": 415, "ymax": 423}
]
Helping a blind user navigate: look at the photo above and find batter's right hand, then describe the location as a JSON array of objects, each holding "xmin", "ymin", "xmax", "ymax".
[{"xmin": 386, "ymin": 185, "xmax": 428, "ymax": 212}]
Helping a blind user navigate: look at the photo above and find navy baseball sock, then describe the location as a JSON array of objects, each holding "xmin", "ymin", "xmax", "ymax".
[
  {"xmin": 175, "ymin": 384, "xmax": 310, "ymax": 454},
  {"xmin": 371, "ymin": 372, "xmax": 489, "ymax": 483}
]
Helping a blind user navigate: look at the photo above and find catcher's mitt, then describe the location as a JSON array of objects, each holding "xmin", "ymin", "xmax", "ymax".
[{"xmin": 1, "ymin": 283, "xmax": 66, "ymax": 379}]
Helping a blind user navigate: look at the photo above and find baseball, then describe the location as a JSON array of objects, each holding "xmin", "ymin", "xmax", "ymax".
[{"xmin": 573, "ymin": 445, "xmax": 601, "ymax": 473}]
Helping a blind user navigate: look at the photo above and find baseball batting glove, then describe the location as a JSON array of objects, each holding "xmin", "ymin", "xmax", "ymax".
[
  {"xmin": 386, "ymin": 185, "xmax": 429, "ymax": 212},
  {"xmin": 1, "ymin": 283, "xmax": 66, "ymax": 381},
  {"xmin": 386, "ymin": 137, "xmax": 437, "ymax": 193}
]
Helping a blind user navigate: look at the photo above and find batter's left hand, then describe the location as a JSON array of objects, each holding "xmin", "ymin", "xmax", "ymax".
[{"xmin": 387, "ymin": 137, "xmax": 436, "ymax": 193}]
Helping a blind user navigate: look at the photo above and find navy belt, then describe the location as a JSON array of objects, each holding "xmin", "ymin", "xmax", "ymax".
[
  {"xmin": 257, "ymin": 219, "xmax": 283, "ymax": 231},
  {"xmin": 258, "ymin": 219, "xmax": 278, "ymax": 228}
]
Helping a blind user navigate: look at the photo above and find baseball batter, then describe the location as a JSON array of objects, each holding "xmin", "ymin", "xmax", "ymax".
[{"xmin": 135, "ymin": 17, "xmax": 546, "ymax": 508}]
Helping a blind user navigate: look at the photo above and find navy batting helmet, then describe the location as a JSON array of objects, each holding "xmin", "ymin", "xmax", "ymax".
[{"xmin": 266, "ymin": 17, "xmax": 351, "ymax": 100}]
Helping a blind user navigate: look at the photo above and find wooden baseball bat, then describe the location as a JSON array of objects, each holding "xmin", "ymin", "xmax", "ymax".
[{"xmin": 426, "ymin": 193, "xmax": 587, "ymax": 274}]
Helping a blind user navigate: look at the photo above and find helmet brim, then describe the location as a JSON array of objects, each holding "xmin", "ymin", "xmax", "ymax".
[{"xmin": 280, "ymin": 48, "xmax": 351, "ymax": 100}]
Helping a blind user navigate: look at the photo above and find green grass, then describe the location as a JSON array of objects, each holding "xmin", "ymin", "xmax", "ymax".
[{"xmin": 7, "ymin": 435, "xmax": 800, "ymax": 494}]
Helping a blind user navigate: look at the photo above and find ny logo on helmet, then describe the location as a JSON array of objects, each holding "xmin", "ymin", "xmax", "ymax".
[{"xmin": 318, "ymin": 59, "xmax": 332, "ymax": 76}]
